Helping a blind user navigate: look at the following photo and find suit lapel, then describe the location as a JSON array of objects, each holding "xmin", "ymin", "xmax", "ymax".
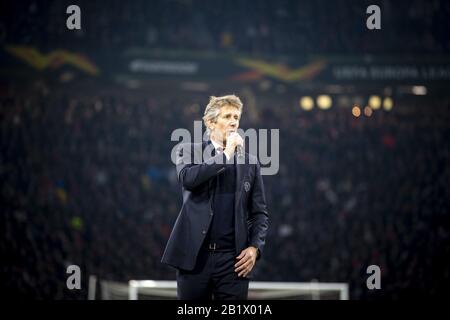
[
  {"xmin": 204, "ymin": 140, "xmax": 215, "ymax": 201},
  {"xmin": 202, "ymin": 140, "xmax": 215, "ymax": 162},
  {"xmin": 234, "ymin": 154, "xmax": 245, "ymax": 212},
  {"xmin": 234, "ymin": 155, "xmax": 246, "ymax": 251}
]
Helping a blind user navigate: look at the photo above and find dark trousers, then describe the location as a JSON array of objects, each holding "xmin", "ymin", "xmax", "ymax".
[{"xmin": 176, "ymin": 248, "xmax": 249, "ymax": 300}]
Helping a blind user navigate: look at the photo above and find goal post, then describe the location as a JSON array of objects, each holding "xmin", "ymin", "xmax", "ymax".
[{"xmin": 125, "ymin": 280, "xmax": 349, "ymax": 300}]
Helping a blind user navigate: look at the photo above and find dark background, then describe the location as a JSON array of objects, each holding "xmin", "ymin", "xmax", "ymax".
[{"xmin": 0, "ymin": 0, "xmax": 449, "ymax": 300}]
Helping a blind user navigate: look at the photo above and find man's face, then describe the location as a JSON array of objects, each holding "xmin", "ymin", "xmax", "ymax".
[{"xmin": 210, "ymin": 105, "xmax": 241, "ymax": 144}]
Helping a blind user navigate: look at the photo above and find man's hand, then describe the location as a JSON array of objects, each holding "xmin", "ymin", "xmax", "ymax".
[
  {"xmin": 224, "ymin": 132, "xmax": 243, "ymax": 160},
  {"xmin": 234, "ymin": 246, "xmax": 258, "ymax": 277}
]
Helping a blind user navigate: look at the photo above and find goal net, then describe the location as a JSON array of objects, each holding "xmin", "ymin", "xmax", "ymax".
[{"xmin": 98, "ymin": 279, "xmax": 349, "ymax": 300}]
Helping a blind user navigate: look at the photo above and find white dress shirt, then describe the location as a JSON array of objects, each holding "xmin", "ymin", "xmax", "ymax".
[{"xmin": 210, "ymin": 138, "xmax": 231, "ymax": 161}]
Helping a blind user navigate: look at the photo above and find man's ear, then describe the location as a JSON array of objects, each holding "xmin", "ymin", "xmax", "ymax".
[{"xmin": 206, "ymin": 119, "xmax": 214, "ymax": 130}]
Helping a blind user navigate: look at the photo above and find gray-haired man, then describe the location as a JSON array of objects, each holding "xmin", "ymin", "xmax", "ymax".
[{"xmin": 162, "ymin": 95, "xmax": 269, "ymax": 300}]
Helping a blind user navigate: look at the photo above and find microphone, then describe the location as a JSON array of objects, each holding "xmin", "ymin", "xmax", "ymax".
[
  {"xmin": 236, "ymin": 144, "xmax": 244, "ymax": 159},
  {"xmin": 227, "ymin": 130, "xmax": 244, "ymax": 159}
]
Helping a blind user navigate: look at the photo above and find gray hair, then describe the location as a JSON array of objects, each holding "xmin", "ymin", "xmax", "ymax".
[{"xmin": 202, "ymin": 95, "xmax": 243, "ymax": 136}]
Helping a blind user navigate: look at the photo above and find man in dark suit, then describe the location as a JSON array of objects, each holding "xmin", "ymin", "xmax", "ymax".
[{"xmin": 161, "ymin": 95, "xmax": 269, "ymax": 300}]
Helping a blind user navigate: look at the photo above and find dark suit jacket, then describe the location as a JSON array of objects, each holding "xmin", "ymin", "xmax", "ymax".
[{"xmin": 161, "ymin": 140, "xmax": 269, "ymax": 271}]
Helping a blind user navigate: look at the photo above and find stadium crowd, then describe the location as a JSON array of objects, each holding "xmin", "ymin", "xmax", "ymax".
[
  {"xmin": 1, "ymin": 0, "xmax": 450, "ymax": 55},
  {"xmin": 1, "ymin": 83, "xmax": 448, "ymax": 299}
]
